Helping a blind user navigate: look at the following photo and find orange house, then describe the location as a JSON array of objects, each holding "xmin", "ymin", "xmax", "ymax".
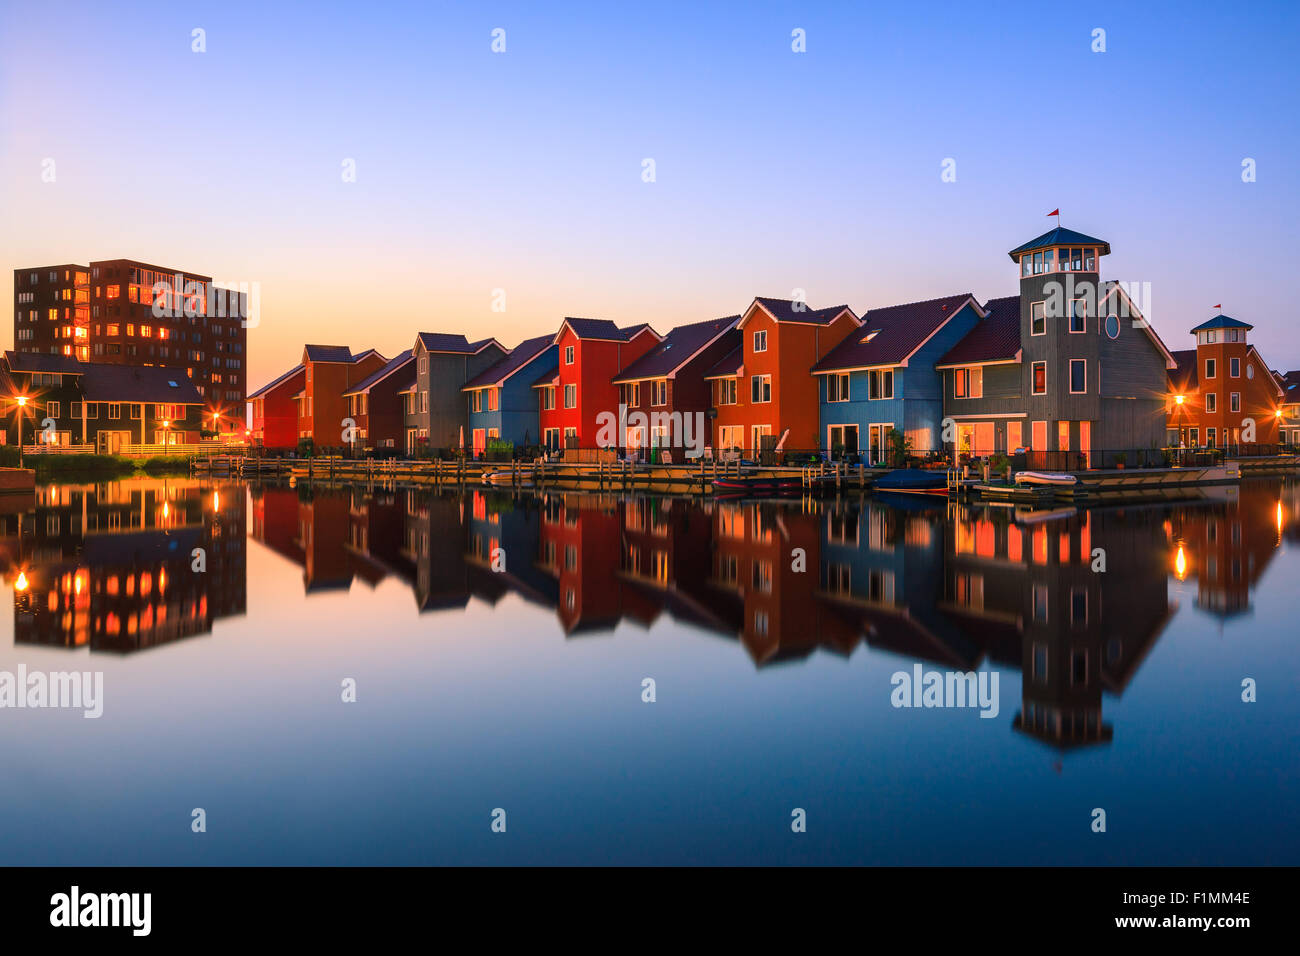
[
  {"xmin": 294, "ymin": 344, "xmax": 388, "ymax": 449},
  {"xmin": 1166, "ymin": 315, "xmax": 1284, "ymax": 449},
  {"xmin": 705, "ymin": 297, "xmax": 859, "ymax": 457}
]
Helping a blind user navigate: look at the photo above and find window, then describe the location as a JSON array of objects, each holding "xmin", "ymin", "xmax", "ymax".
[
  {"xmin": 563, "ymin": 384, "xmax": 577, "ymax": 409},
  {"xmin": 70, "ymin": 402, "xmax": 81, "ymax": 419},
  {"xmin": 109, "ymin": 403, "xmax": 121, "ymax": 419},
  {"xmin": 1069, "ymin": 299, "xmax": 1086, "ymax": 333},
  {"xmin": 753, "ymin": 330, "xmax": 768, "ymax": 353},
  {"xmin": 955, "ymin": 367, "xmax": 982, "ymax": 399},
  {"xmin": 541, "ymin": 386, "xmax": 555, "ymax": 410},
  {"xmin": 1205, "ymin": 392, "xmax": 1217, "ymax": 413},
  {"xmin": 1069, "ymin": 359, "xmax": 1086, "ymax": 394},
  {"xmin": 564, "ymin": 345, "xmax": 574, "ymax": 365},
  {"xmin": 868, "ymin": 369, "xmax": 894, "ymax": 400},
  {"xmin": 1230, "ymin": 357, "xmax": 1240, "ymax": 377},
  {"xmin": 47, "ymin": 400, "xmax": 61, "ymax": 418},
  {"xmin": 650, "ymin": 380, "xmax": 667, "ymax": 406},
  {"xmin": 750, "ymin": 375, "xmax": 771, "ymax": 404},
  {"xmin": 469, "ymin": 391, "xmax": 482, "ymax": 413},
  {"xmin": 716, "ymin": 378, "xmax": 737, "ymax": 405},
  {"xmin": 1230, "ymin": 392, "xmax": 1241, "ymax": 412},
  {"xmin": 130, "ymin": 405, "xmax": 142, "ymax": 419},
  {"xmin": 1205, "ymin": 358, "xmax": 1216, "ymax": 379},
  {"xmin": 1105, "ymin": 313, "xmax": 1120, "ymax": 339},
  {"xmin": 487, "ymin": 389, "xmax": 498, "ymax": 412},
  {"xmin": 1206, "ymin": 427, "xmax": 1217, "ymax": 447},
  {"xmin": 1031, "ymin": 301, "xmax": 1046, "ymax": 335},
  {"xmin": 827, "ymin": 373, "xmax": 849, "ymax": 402},
  {"xmin": 1032, "ymin": 361, "xmax": 1047, "ymax": 395}
]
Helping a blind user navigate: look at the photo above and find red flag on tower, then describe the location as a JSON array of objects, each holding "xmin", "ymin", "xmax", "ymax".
[
  {"xmin": 1213, "ymin": 304, "xmax": 1222, "ymax": 309},
  {"xmin": 1047, "ymin": 209, "xmax": 1059, "ymax": 217}
]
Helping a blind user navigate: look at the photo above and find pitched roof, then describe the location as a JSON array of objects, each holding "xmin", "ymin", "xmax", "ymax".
[
  {"xmin": 415, "ymin": 332, "xmax": 501, "ymax": 355},
  {"xmin": 303, "ymin": 344, "xmax": 354, "ymax": 363},
  {"xmin": 343, "ymin": 350, "xmax": 415, "ymax": 396},
  {"xmin": 749, "ymin": 297, "xmax": 856, "ymax": 326},
  {"xmin": 611, "ymin": 315, "xmax": 740, "ymax": 383},
  {"xmin": 935, "ymin": 296, "xmax": 1022, "ymax": 367},
  {"xmin": 557, "ymin": 318, "xmax": 661, "ymax": 342},
  {"xmin": 1169, "ymin": 349, "xmax": 1198, "ymax": 391},
  {"xmin": 1008, "ymin": 226, "xmax": 1111, "ymax": 260},
  {"xmin": 4, "ymin": 351, "xmax": 84, "ymax": 374},
  {"xmin": 248, "ymin": 364, "xmax": 304, "ymax": 400},
  {"xmin": 81, "ymin": 364, "xmax": 204, "ymax": 404},
  {"xmin": 463, "ymin": 335, "xmax": 554, "ymax": 390},
  {"xmin": 702, "ymin": 346, "xmax": 743, "ymax": 380},
  {"xmin": 397, "ymin": 377, "xmax": 417, "ymax": 394},
  {"xmin": 1190, "ymin": 313, "xmax": 1253, "ymax": 332},
  {"xmin": 812, "ymin": 294, "xmax": 976, "ymax": 373},
  {"xmin": 531, "ymin": 369, "xmax": 560, "ymax": 389}
]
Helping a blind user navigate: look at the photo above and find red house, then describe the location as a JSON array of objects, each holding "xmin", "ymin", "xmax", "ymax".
[
  {"xmin": 537, "ymin": 318, "xmax": 661, "ymax": 453},
  {"xmin": 341, "ymin": 349, "xmax": 415, "ymax": 453},
  {"xmin": 248, "ymin": 364, "xmax": 306, "ymax": 451}
]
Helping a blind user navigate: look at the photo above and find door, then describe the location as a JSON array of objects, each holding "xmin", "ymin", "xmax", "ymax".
[
  {"xmin": 472, "ymin": 428, "xmax": 486, "ymax": 456},
  {"xmin": 973, "ymin": 422, "xmax": 995, "ymax": 456},
  {"xmin": 1007, "ymin": 421, "xmax": 1023, "ymax": 453},
  {"xmin": 1079, "ymin": 421, "xmax": 1091, "ymax": 469}
]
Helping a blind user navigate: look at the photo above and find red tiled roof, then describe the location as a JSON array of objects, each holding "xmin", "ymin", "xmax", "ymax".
[
  {"xmin": 812, "ymin": 294, "xmax": 975, "ymax": 373},
  {"xmin": 612, "ymin": 315, "xmax": 739, "ymax": 383},
  {"xmin": 935, "ymin": 296, "xmax": 1022, "ymax": 367}
]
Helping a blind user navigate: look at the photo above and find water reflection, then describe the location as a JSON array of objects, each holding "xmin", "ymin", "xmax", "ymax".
[
  {"xmin": 0, "ymin": 479, "xmax": 246, "ymax": 653},
  {"xmin": 3, "ymin": 475, "xmax": 1296, "ymax": 753}
]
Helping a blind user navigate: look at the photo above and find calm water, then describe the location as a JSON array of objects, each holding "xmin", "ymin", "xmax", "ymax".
[{"xmin": 1, "ymin": 474, "xmax": 1297, "ymax": 865}]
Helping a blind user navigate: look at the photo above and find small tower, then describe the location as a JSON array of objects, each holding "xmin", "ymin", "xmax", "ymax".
[
  {"xmin": 1188, "ymin": 313, "xmax": 1268, "ymax": 448},
  {"xmin": 1006, "ymin": 226, "xmax": 1111, "ymax": 466}
]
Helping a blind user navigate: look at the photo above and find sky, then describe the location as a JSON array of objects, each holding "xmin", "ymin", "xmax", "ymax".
[{"xmin": 2, "ymin": 0, "xmax": 1298, "ymax": 396}]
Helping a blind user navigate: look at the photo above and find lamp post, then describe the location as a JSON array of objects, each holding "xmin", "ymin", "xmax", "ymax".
[{"xmin": 15, "ymin": 396, "xmax": 27, "ymax": 468}]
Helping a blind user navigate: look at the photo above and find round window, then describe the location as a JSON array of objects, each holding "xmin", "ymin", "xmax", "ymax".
[
  {"xmin": 1247, "ymin": 363, "xmax": 1254, "ymax": 379},
  {"xmin": 1105, "ymin": 314, "xmax": 1120, "ymax": 339}
]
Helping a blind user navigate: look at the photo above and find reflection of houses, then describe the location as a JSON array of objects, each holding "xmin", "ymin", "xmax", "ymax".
[
  {"xmin": 940, "ymin": 504, "xmax": 1173, "ymax": 749},
  {"xmin": 1167, "ymin": 481, "xmax": 1283, "ymax": 618},
  {"xmin": 2, "ymin": 479, "xmax": 246, "ymax": 653}
]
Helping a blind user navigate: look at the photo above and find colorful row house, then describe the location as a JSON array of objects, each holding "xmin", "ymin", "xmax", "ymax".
[
  {"xmin": 706, "ymin": 297, "xmax": 860, "ymax": 458},
  {"xmin": 462, "ymin": 334, "xmax": 557, "ymax": 455},
  {"xmin": 814, "ymin": 294, "xmax": 983, "ymax": 464}
]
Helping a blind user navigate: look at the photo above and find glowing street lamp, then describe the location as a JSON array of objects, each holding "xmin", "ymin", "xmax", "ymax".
[
  {"xmin": 1174, "ymin": 394, "xmax": 1185, "ymax": 405},
  {"xmin": 14, "ymin": 395, "xmax": 28, "ymax": 468}
]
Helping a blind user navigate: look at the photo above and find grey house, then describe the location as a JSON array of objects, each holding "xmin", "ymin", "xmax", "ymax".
[
  {"xmin": 408, "ymin": 333, "xmax": 506, "ymax": 455},
  {"xmin": 938, "ymin": 226, "xmax": 1176, "ymax": 467}
]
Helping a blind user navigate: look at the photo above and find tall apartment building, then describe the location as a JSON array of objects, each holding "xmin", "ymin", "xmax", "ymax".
[{"xmin": 12, "ymin": 258, "xmax": 248, "ymax": 434}]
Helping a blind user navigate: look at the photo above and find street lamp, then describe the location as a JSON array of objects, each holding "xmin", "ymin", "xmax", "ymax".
[{"xmin": 15, "ymin": 396, "xmax": 27, "ymax": 468}]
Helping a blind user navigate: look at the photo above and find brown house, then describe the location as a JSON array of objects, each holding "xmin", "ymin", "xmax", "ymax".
[
  {"xmin": 294, "ymin": 345, "xmax": 387, "ymax": 449},
  {"xmin": 610, "ymin": 314, "xmax": 740, "ymax": 460},
  {"xmin": 342, "ymin": 349, "xmax": 415, "ymax": 453}
]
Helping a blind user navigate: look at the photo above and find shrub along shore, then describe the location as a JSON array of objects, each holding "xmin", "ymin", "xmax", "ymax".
[{"xmin": 0, "ymin": 448, "xmax": 192, "ymax": 478}]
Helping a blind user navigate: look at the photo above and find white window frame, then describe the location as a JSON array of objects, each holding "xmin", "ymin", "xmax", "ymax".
[
  {"xmin": 1069, "ymin": 359, "xmax": 1086, "ymax": 394},
  {"xmin": 1031, "ymin": 361, "xmax": 1047, "ymax": 396},
  {"xmin": 752, "ymin": 330, "xmax": 767, "ymax": 353}
]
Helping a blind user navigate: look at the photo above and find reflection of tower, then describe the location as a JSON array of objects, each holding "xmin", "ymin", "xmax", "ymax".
[{"xmin": 1167, "ymin": 481, "xmax": 1282, "ymax": 619}]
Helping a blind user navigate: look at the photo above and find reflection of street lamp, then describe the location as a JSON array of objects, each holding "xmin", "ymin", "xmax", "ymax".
[{"xmin": 15, "ymin": 571, "xmax": 28, "ymax": 592}]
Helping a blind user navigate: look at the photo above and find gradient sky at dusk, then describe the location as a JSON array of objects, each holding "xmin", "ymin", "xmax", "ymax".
[{"xmin": 3, "ymin": 0, "xmax": 1298, "ymax": 395}]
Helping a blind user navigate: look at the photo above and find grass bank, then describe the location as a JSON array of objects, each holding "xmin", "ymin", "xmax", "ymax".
[{"xmin": 0, "ymin": 448, "xmax": 193, "ymax": 478}]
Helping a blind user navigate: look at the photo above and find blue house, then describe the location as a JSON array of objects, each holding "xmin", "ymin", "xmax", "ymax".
[
  {"xmin": 462, "ymin": 334, "xmax": 558, "ymax": 454},
  {"xmin": 812, "ymin": 294, "xmax": 984, "ymax": 463}
]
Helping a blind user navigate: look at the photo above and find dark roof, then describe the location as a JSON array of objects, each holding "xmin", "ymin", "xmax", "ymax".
[
  {"xmin": 343, "ymin": 350, "xmax": 414, "ymax": 396},
  {"xmin": 1190, "ymin": 313, "xmax": 1252, "ymax": 333},
  {"xmin": 248, "ymin": 364, "xmax": 304, "ymax": 400},
  {"xmin": 612, "ymin": 316, "xmax": 739, "ymax": 383},
  {"xmin": 702, "ymin": 346, "xmax": 743, "ymax": 380},
  {"xmin": 531, "ymin": 369, "xmax": 559, "ymax": 389},
  {"xmin": 1008, "ymin": 226, "xmax": 1110, "ymax": 261},
  {"xmin": 397, "ymin": 377, "xmax": 416, "ymax": 393},
  {"xmin": 463, "ymin": 335, "xmax": 554, "ymax": 390},
  {"xmin": 81, "ymin": 364, "xmax": 204, "ymax": 404},
  {"xmin": 1169, "ymin": 349, "xmax": 1197, "ymax": 391},
  {"xmin": 936, "ymin": 296, "xmax": 1022, "ymax": 367},
  {"xmin": 559, "ymin": 318, "xmax": 659, "ymax": 342},
  {"xmin": 303, "ymin": 344, "xmax": 354, "ymax": 363},
  {"xmin": 812, "ymin": 295, "xmax": 974, "ymax": 373},
  {"xmin": 467, "ymin": 338, "xmax": 502, "ymax": 353},
  {"xmin": 4, "ymin": 351, "xmax": 84, "ymax": 374},
  {"xmin": 416, "ymin": 332, "xmax": 481, "ymax": 354},
  {"xmin": 751, "ymin": 297, "xmax": 854, "ymax": 325}
]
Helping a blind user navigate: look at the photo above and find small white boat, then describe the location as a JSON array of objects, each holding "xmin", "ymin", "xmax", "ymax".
[
  {"xmin": 482, "ymin": 470, "xmax": 532, "ymax": 487},
  {"xmin": 1014, "ymin": 470, "xmax": 1077, "ymax": 487}
]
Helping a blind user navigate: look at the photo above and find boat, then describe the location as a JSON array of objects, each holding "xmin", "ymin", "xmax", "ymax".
[
  {"xmin": 1013, "ymin": 470, "xmax": 1078, "ymax": 487},
  {"xmin": 482, "ymin": 470, "xmax": 532, "ymax": 487},
  {"xmin": 711, "ymin": 475, "xmax": 805, "ymax": 497},
  {"xmin": 873, "ymin": 469, "xmax": 949, "ymax": 496}
]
